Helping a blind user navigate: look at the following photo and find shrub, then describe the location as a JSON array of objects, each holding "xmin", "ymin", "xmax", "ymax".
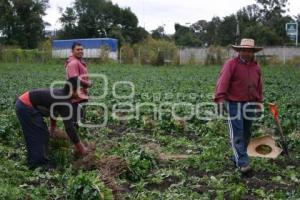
[
  {"xmin": 134, "ymin": 37, "xmax": 178, "ymax": 66},
  {"xmin": 205, "ymin": 46, "xmax": 226, "ymax": 65},
  {"xmin": 99, "ymin": 45, "xmax": 110, "ymax": 64},
  {"xmin": 1, "ymin": 48, "xmax": 52, "ymax": 63},
  {"xmin": 156, "ymin": 50, "xmax": 165, "ymax": 66},
  {"xmin": 286, "ymin": 56, "xmax": 300, "ymax": 67},
  {"xmin": 120, "ymin": 43, "xmax": 134, "ymax": 64},
  {"xmin": 0, "ymin": 44, "xmax": 3, "ymax": 61}
]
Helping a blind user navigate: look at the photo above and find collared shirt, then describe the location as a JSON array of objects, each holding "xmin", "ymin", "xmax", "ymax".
[
  {"xmin": 214, "ymin": 56, "xmax": 263, "ymax": 103},
  {"xmin": 65, "ymin": 55, "xmax": 92, "ymax": 103}
]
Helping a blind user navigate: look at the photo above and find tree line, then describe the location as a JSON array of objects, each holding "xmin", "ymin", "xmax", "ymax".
[
  {"xmin": 170, "ymin": 0, "xmax": 300, "ymax": 47},
  {"xmin": 0, "ymin": 0, "xmax": 299, "ymax": 49}
]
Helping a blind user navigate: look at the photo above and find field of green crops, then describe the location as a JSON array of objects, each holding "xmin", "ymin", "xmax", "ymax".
[{"xmin": 0, "ymin": 63, "xmax": 300, "ymax": 199}]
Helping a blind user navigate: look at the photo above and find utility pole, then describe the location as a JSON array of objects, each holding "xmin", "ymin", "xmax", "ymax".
[{"xmin": 235, "ymin": 15, "xmax": 240, "ymax": 45}]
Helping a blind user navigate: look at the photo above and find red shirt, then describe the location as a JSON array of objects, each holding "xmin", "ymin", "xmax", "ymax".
[
  {"xmin": 65, "ymin": 55, "xmax": 92, "ymax": 103},
  {"xmin": 214, "ymin": 57, "xmax": 263, "ymax": 103},
  {"xmin": 19, "ymin": 91, "xmax": 33, "ymax": 107}
]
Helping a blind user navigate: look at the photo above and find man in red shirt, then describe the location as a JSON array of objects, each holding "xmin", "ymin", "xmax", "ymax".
[
  {"xmin": 64, "ymin": 42, "xmax": 92, "ymax": 129},
  {"xmin": 214, "ymin": 38, "xmax": 263, "ymax": 173}
]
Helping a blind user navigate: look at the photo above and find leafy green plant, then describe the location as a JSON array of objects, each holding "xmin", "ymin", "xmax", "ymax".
[
  {"xmin": 67, "ymin": 171, "xmax": 113, "ymax": 200},
  {"xmin": 49, "ymin": 138, "xmax": 72, "ymax": 167},
  {"xmin": 113, "ymin": 142, "xmax": 157, "ymax": 181},
  {"xmin": 205, "ymin": 46, "xmax": 226, "ymax": 65},
  {"xmin": 1, "ymin": 48, "xmax": 53, "ymax": 63},
  {"xmin": 133, "ymin": 37, "xmax": 178, "ymax": 65},
  {"xmin": 0, "ymin": 63, "xmax": 300, "ymax": 199}
]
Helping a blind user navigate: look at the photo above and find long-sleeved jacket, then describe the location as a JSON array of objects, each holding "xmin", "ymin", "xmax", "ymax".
[
  {"xmin": 19, "ymin": 89, "xmax": 80, "ymax": 144},
  {"xmin": 214, "ymin": 56, "xmax": 263, "ymax": 103}
]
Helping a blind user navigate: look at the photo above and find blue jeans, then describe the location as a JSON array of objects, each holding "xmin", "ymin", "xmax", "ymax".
[
  {"xmin": 227, "ymin": 102, "xmax": 256, "ymax": 167},
  {"xmin": 15, "ymin": 100, "xmax": 49, "ymax": 168}
]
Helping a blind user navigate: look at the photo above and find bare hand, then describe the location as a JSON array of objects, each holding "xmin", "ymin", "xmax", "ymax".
[{"xmin": 74, "ymin": 142, "xmax": 89, "ymax": 156}]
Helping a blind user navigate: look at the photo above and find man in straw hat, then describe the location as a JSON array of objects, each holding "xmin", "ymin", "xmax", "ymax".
[{"xmin": 214, "ymin": 38, "xmax": 264, "ymax": 173}]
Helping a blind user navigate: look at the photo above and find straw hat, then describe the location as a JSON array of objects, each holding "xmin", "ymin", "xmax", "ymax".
[
  {"xmin": 232, "ymin": 38, "xmax": 263, "ymax": 53},
  {"xmin": 247, "ymin": 135, "xmax": 282, "ymax": 159}
]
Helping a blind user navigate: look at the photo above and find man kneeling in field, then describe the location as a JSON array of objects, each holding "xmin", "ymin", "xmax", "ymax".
[{"xmin": 15, "ymin": 77, "xmax": 88, "ymax": 169}]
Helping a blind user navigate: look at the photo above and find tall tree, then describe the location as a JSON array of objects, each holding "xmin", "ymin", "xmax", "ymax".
[
  {"xmin": 191, "ymin": 20, "xmax": 209, "ymax": 46},
  {"xmin": 237, "ymin": 4, "xmax": 261, "ymax": 23},
  {"xmin": 255, "ymin": 0, "xmax": 291, "ymax": 45},
  {"xmin": 243, "ymin": 23, "xmax": 282, "ymax": 45},
  {"xmin": 58, "ymin": 0, "xmax": 148, "ymax": 44},
  {"xmin": 256, "ymin": 0, "xmax": 289, "ymax": 22},
  {"xmin": 57, "ymin": 7, "xmax": 78, "ymax": 39},
  {"xmin": 295, "ymin": 14, "xmax": 300, "ymax": 43},
  {"xmin": 174, "ymin": 23, "xmax": 202, "ymax": 47},
  {"xmin": 151, "ymin": 26, "xmax": 165, "ymax": 39},
  {"xmin": 236, "ymin": 4, "xmax": 261, "ymax": 32},
  {"xmin": 151, "ymin": 25, "xmax": 171, "ymax": 40},
  {"xmin": 206, "ymin": 17, "xmax": 222, "ymax": 46},
  {"xmin": 216, "ymin": 14, "xmax": 237, "ymax": 46},
  {"xmin": 0, "ymin": 0, "xmax": 48, "ymax": 48}
]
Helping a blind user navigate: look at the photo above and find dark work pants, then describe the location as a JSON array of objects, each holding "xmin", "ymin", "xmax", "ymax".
[
  {"xmin": 72, "ymin": 100, "xmax": 87, "ymax": 129},
  {"xmin": 15, "ymin": 100, "xmax": 49, "ymax": 168}
]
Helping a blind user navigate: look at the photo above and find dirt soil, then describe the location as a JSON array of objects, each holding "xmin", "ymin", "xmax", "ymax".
[
  {"xmin": 144, "ymin": 176, "xmax": 181, "ymax": 191},
  {"xmin": 73, "ymin": 141, "xmax": 129, "ymax": 199}
]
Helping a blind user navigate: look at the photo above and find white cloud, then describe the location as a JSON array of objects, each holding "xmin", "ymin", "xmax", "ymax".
[
  {"xmin": 44, "ymin": 0, "xmax": 300, "ymax": 34},
  {"xmin": 44, "ymin": 0, "xmax": 74, "ymax": 29}
]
